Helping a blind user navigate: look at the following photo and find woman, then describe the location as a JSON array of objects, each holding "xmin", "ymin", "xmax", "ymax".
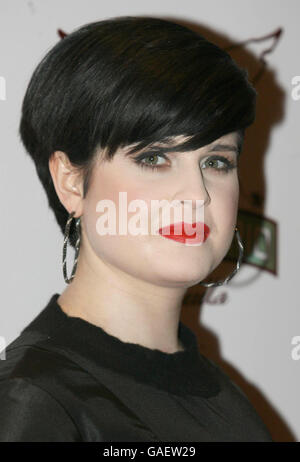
[{"xmin": 0, "ymin": 16, "xmax": 273, "ymax": 442}]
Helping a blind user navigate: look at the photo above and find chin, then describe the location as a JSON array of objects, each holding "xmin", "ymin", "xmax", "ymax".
[{"xmin": 152, "ymin": 263, "xmax": 212, "ymax": 288}]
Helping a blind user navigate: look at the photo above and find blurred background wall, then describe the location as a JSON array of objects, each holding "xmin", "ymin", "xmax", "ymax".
[{"xmin": 0, "ymin": 0, "xmax": 298, "ymax": 441}]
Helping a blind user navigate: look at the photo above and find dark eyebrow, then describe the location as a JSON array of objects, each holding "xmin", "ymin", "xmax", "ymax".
[
  {"xmin": 207, "ymin": 143, "xmax": 241, "ymax": 156},
  {"xmin": 125, "ymin": 137, "xmax": 242, "ymax": 157}
]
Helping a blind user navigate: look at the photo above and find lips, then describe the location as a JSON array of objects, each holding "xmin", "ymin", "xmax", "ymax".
[{"xmin": 158, "ymin": 222, "xmax": 210, "ymax": 245}]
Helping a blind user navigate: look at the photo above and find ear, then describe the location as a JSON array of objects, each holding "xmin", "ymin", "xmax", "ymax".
[{"xmin": 48, "ymin": 151, "xmax": 84, "ymax": 218}]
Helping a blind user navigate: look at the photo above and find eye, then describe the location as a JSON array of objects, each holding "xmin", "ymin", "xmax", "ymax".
[
  {"xmin": 201, "ymin": 155, "xmax": 237, "ymax": 174},
  {"xmin": 132, "ymin": 151, "xmax": 237, "ymax": 174},
  {"xmin": 133, "ymin": 152, "xmax": 169, "ymax": 172}
]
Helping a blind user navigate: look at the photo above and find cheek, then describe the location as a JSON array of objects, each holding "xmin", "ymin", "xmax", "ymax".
[
  {"xmin": 218, "ymin": 187, "xmax": 239, "ymax": 224},
  {"xmin": 212, "ymin": 172, "xmax": 239, "ymax": 211},
  {"xmin": 82, "ymin": 170, "xmax": 155, "ymax": 273},
  {"xmin": 211, "ymin": 178, "xmax": 239, "ymax": 252}
]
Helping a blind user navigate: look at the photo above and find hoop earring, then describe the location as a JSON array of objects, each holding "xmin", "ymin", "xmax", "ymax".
[
  {"xmin": 62, "ymin": 211, "xmax": 81, "ymax": 284},
  {"xmin": 199, "ymin": 227, "xmax": 244, "ymax": 287}
]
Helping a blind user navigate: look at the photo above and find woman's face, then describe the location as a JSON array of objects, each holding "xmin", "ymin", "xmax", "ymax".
[{"xmin": 81, "ymin": 131, "xmax": 240, "ymax": 289}]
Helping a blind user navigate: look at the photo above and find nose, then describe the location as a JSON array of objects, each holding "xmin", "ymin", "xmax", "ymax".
[{"xmin": 175, "ymin": 164, "xmax": 211, "ymax": 210}]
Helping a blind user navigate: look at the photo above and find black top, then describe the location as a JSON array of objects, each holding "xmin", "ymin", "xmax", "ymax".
[{"xmin": 0, "ymin": 293, "xmax": 273, "ymax": 442}]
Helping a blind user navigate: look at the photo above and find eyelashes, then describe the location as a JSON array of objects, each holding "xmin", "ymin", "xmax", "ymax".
[{"xmin": 132, "ymin": 151, "xmax": 237, "ymax": 174}]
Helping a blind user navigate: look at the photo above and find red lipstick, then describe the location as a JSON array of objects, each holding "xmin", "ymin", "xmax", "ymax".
[{"xmin": 158, "ymin": 222, "xmax": 210, "ymax": 245}]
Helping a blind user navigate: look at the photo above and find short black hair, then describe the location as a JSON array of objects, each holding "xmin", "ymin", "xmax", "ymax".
[{"xmin": 19, "ymin": 16, "xmax": 256, "ymax": 248}]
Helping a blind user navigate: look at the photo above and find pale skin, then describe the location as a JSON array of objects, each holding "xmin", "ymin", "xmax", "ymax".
[{"xmin": 48, "ymin": 131, "xmax": 240, "ymax": 354}]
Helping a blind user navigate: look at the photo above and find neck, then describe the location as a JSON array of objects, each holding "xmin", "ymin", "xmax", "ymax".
[{"xmin": 58, "ymin": 246, "xmax": 188, "ymax": 354}]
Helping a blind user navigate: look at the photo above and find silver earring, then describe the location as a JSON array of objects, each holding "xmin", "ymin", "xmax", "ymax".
[
  {"xmin": 62, "ymin": 211, "xmax": 81, "ymax": 284},
  {"xmin": 199, "ymin": 227, "xmax": 244, "ymax": 287}
]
